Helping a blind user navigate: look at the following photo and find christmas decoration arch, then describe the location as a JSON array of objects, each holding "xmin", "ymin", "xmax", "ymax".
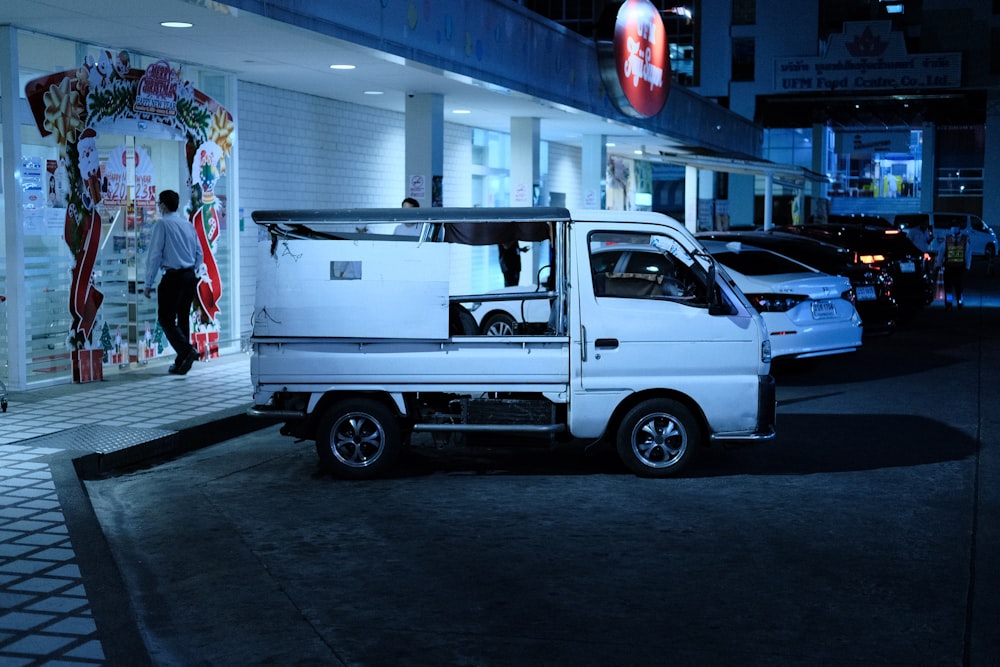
[{"xmin": 24, "ymin": 51, "xmax": 234, "ymax": 380}]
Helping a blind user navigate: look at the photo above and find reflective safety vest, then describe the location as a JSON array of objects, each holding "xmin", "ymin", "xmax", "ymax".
[{"xmin": 945, "ymin": 236, "xmax": 967, "ymax": 266}]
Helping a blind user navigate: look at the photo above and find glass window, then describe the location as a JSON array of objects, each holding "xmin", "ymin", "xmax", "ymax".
[
  {"xmin": 732, "ymin": 0, "xmax": 756, "ymax": 25},
  {"xmin": 731, "ymin": 37, "xmax": 755, "ymax": 82},
  {"xmin": 589, "ymin": 231, "xmax": 708, "ymax": 304},
  {"xmin": 712, "ymin": 248, "xmax": 811, "ymax": 276}
]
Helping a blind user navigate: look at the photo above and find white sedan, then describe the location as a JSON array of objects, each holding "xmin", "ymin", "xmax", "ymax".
[
  {"xmin": 466, "ymin": 284, "xmax": 552, "ymax": 336},
  {"xmin": 699, "ymin": 240, "xmax": 863, "ymax": 361}
]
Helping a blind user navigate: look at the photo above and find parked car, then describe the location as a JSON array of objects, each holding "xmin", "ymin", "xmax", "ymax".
[
  {"xmin": 776, "ymin": 224, "xmax": 935, "ymax": 317},
  {"xmin": 467, "ymin": 283, "xmax": 552, "ymax": 335},
  {"xmin": 697, "ymin": 240, "xmax": 863, "ymax": 361},
  {"xmin": 697, "ymin": 230, "xmax": 898, "ymax": 334},
  {"xmin": 893, "ymin": 212, "xmax": 998, "ymax": 261}
]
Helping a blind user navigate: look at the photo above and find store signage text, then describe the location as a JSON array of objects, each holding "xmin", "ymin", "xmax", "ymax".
[
  {"xmin": 134, "ymin": 60, "xmax": 178, "ymax": 117},
  {"xmin": 774, "ymin": 21, "xmax": 960, "ymax": 92}
]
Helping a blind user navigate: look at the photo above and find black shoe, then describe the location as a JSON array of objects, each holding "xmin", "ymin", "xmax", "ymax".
[
  {"xmin": 177, "ymin": 348, "xmax": 200, "ymax": 375},
  {"xmin": 168, "ymin": 364, "xmax": 181, "ymax": 375}
]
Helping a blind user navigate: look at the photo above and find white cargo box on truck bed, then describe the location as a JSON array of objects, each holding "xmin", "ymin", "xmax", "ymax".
[{"xmin": 255, "ymin": 238, "xmax": 451, "ymax": 339}]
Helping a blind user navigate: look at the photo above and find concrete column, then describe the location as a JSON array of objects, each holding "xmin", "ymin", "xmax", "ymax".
[
  {"xmin": 684, "ymin": 165, "xmax": 698, "ymax": 232},
  {"xmin": 581, "ymin": 134, "xmax": 606, "ymax": 209},
  {"xmin": 510, "ymin": 117, "xmax": 540, "ymax": 207},
  {"xmin": 763, "ymin": 173, "xmax": 774, "ymax": 230},
  {"xmin": 1, "ymin": 27, "xmax": 26, "ymax": 389},
  {"xmin": 405, "ymin": 93, "xmax": 443, "ymax": 207},
  {"xmin": 812, "ymin": 123, "xmax": 829, "ymax": 200},
  {"xmin": 920, "ymin": 123, "xmax": 934, "ymax": 212},
  {"xmin": 698, "ymin": 168, "xmax": 715, "ymax": 231}
]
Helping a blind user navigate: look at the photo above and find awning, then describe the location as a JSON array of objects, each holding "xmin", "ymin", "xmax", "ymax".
[{"xmin": 653, "ymin": 148, "xmax": 832, "ymax": 187}]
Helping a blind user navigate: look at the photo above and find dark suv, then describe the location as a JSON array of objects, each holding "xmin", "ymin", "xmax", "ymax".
[
  {"xmin": 697, "ymin": 229, "xmax": 898, "ymax": 333},
  {"xmin": 774, "ymin": 224, "xmax": 935, "ymax": 318}
]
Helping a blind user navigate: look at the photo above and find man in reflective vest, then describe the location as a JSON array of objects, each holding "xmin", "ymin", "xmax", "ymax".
[{"xmin": 937, "ymin": 226, "xmax": 971, "ymax": 309}]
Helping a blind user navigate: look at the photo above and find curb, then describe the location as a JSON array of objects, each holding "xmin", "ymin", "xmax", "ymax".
[{"xmin": 72, "ymin": 408, "xmax": 282, "ymax": 480}]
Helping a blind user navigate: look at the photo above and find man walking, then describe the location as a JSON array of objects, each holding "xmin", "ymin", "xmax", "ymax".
[{"xmin": 143, "ymin": 190, "xmax": 203, "ymax": 374}]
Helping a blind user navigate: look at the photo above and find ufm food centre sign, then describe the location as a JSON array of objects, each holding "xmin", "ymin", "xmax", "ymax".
[
  {"xmin": 597, "ymin": 0, "xmax": 671, "ymax": 118},
  {"xmin": 774, "ymin": 21, "xmax": 960, "ymax": 93}
]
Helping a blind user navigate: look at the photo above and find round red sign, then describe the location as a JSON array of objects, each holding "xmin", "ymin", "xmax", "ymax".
[{"xmin": 608, "ymin": 0, "xmax": 671, "ymax": 117}]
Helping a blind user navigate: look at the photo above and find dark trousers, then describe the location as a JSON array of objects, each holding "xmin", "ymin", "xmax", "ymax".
[
  {"xmin": 942, "ymin": 265, "xmax": 965, "ymax": 304},
  {"xmin": 157, "ymin": 268, "xmax": 197, "ymax": 360}
]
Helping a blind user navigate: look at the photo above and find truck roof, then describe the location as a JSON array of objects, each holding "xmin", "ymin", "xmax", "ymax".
[
  {"xmin": 251, "ymin": 207, "xmax": 572, "ymax": 225},
  {"xmin": 252, "ymin": 207, "xmax": 570, "ymax": 245}
]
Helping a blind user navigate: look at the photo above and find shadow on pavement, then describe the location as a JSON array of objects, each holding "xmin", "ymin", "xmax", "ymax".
[
  {"xmin": 694, "ymin": 413, "xmax": 975, "ymax": 476},
  {"xmin": 306, "ymin": 412, "xmax": 974, "ymax": 481}
]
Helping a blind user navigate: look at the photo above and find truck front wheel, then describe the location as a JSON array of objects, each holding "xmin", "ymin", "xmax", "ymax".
[
  {"xmin": 316, "ymin": 399, "xmax": 401, "ymax": 479},
  {"xmin": 617, "ymin": 399, "xmax": 699, "ymax": 478}
]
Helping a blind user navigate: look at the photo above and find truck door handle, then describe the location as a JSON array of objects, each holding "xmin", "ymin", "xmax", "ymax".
[{"xmin": 595, "ymin": 338, "xmax": 619, "ymax": 349}]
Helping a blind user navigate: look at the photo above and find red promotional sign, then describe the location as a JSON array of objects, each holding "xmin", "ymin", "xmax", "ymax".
[{"xmin": 598, "ymin": 0, "xmax": 671, "ymax": 118}]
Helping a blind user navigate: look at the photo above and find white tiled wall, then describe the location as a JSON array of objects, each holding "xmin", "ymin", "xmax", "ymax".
[{"xmin": 234, "ymin": 82, "xmax": 478, "ymax": 338}]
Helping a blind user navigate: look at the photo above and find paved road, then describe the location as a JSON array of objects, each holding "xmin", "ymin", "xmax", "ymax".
[{"xmin": 83, "ymin": 271, "xmax": 1000, "ymax": 666}]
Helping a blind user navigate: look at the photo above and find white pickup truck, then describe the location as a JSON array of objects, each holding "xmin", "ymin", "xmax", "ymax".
[{"xmin": 249, "ymin": 207, "xmax": 775, "ymax": 479}]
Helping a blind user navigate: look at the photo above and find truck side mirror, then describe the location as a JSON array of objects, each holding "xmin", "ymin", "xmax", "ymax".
[{"xmin": 705, "ymin": 261, "xmax": 736, "ymax": 316}]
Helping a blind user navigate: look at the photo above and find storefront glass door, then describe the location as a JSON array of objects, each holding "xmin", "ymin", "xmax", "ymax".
[{"xmin": 92, "ymin": 134, "xmax": 184, "ymax": 371}]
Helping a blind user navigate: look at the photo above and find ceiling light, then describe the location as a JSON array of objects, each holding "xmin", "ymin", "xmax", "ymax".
[
  {"xmin": 329, "ymin": 64, "xmax": 356, "ymax": 70},
  {"xmin": 606, "ymin": 142, "xmax": 616, "ymax": 147},
  {"xmin": 363, "ymin": 91, "xmax": 384, "ymax": 95},
  {"xmin": 160, "ymin": 21, "xmax": 193, "ymax": 28},
  {"xmin": 451, "ymin": 109, "xmax": 471, "ymax": 114}
]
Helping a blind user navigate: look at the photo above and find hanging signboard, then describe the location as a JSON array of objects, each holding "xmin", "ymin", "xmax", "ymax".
[
  {"xmin": 596, "ymin": 0, "xmax": 671, "ymax": 118},
  {"xmin": 103, "ymin": 145, "xmax": 156, "ymax": 205},
  {"xmin": 834, "ymin": 130, "xmax": 912, "ymax": 155}
]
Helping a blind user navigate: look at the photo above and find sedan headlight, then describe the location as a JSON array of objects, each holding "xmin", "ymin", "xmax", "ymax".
[{"xmin": 746, "ymin": 294, "xmax": 806, "ymax": 312}]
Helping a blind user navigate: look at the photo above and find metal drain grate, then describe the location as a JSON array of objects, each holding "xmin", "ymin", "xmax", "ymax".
[{"xmin": 25, "ymin": 424, "xmax": 177, "ymax": 453}]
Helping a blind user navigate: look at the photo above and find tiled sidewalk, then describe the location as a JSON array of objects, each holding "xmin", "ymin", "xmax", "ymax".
[
  {"xmin": 0, "ymin": 353, "xmax": 253, "ymax": 665},
  {"xmin": 0, "ymin": 441, "xmax": 104, "ymax": 665}
]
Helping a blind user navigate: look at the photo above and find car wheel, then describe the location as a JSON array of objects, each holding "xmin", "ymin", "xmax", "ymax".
[
  {"xmin": 315, "ymin": 398, "xmax": 401, "ymax": 479},
  {"xmin": 481, "ymin": 312, "xmax": 517, "ymax": 336},
  {"xmin": 616, "ymin": 399, "xmax": 699, "ymax": 478}
]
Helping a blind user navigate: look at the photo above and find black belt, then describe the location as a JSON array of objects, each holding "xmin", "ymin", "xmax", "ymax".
[{"xmin": 165, "ymin": 267, "xmax": 195, "ymax": 274}]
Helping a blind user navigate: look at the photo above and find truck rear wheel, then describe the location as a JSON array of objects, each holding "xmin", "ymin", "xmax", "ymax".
[
  {"xmin": 616, "ymin": 399, "xmax": 699, "ymax": 478},
  {"xmin": 316, "ymin": 399, "xmax": 401, "ymax": 479}
]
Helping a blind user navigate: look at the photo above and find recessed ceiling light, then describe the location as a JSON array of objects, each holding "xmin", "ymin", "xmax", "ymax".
[
  {"xmin": 160, "ymin": 21, "xmax": 193, "ymax": 28},
  {"xmin": 606, "ymin": 142, "xmax": 616, "ymax": 147},
  {"xmin": 363, "ymin": 90, "xmax": 384, "ymax": 95},
  {"xmin": 451, "ymin": 109, "xmax": 471, "ymax": 114},
  {"xmin": 329, "ymin": 64, "xmax": 356, "ymax": 70}
]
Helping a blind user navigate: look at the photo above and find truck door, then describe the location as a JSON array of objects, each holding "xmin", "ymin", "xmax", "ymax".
[{"xmin": 567, "ymin": 224, "xmax": 762, "ymax": 438}]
